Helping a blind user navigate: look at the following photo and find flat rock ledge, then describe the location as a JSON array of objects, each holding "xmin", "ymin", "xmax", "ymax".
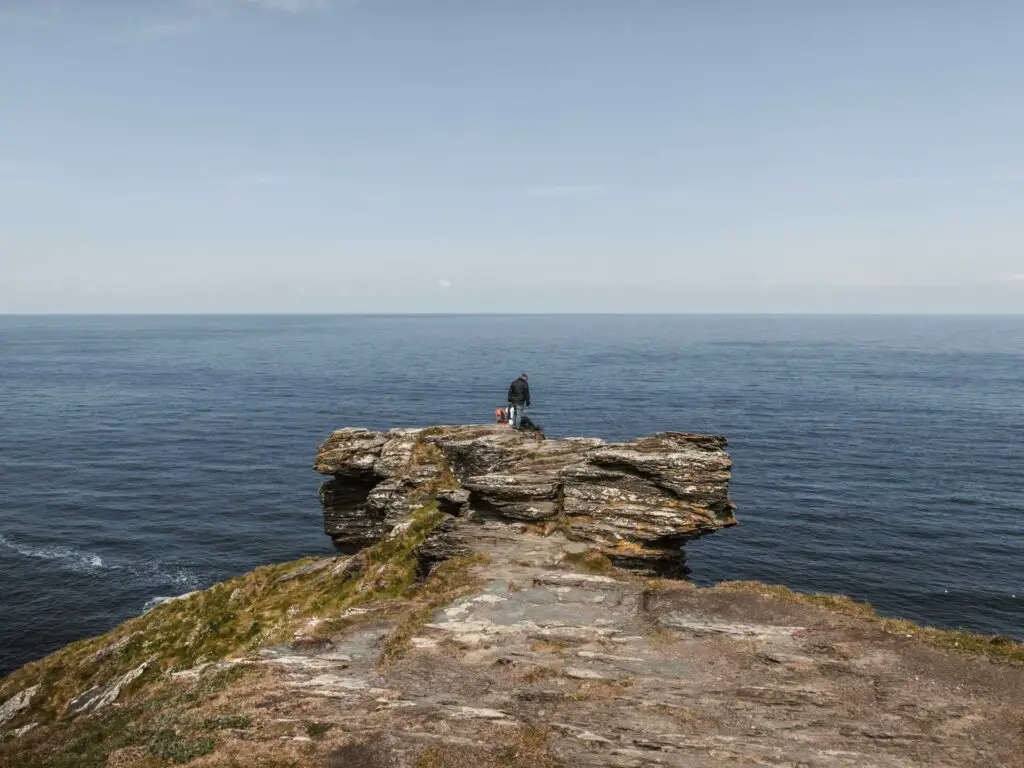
[{"xmin": 315, "ymin": 424, "xmax": 737, "ymax": 574}]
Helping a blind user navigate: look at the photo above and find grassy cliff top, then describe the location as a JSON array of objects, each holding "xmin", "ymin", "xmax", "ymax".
[
  {"xmin": 1, "ymin": 501, "xmax": 1022, "ymax": 767},
  {"xmin": 3, "ymin": 423, "xmax": 1021, "ymax": 767}
]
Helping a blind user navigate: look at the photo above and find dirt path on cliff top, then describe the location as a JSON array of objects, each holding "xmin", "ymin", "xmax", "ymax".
[{"xmin": 66, "ymin": 521, "xmax": 1017, "ymax": 768}]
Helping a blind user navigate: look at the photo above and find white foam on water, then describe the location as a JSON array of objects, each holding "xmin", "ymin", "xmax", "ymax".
[
  {"xmin": 0, "ymin": 534, "xmax": 202, "ymax": 588},
  {"xmin": 0, "ymin": 534, "xmax": 106, "ymax": 573},
  {"xmin": 167, "ymin": 568, "xmax": 201, "ymax": 588},
  {"xmin": 141, "ymin": 592, "xmax": 198, "ymax": 613},
  {"xmin": 143, "ymin": 596, "xmax": 174, "ymax": 613},
  {"xmin": 126, "ymin": 563, "xmax": 202, "ymax": 591}
]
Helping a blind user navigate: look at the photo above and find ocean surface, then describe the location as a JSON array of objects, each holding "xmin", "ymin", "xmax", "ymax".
[{"xmin": 1, "ymin": 314, "xmax": 1022, "ymax": 676}]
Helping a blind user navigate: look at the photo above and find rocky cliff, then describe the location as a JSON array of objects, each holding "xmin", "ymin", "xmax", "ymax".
[
  {"xmin": 315, "ymin": 425, "xmax": 737, "ymax": 575},
  {"xmin": 1, "ymin": 426, "xmax": 1022, "ymax": 768}
]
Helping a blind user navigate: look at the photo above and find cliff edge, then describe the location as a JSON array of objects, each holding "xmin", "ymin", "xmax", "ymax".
[{"xmin": 1, "ymin": 426, "xmax": 1021, "ymax": 768}]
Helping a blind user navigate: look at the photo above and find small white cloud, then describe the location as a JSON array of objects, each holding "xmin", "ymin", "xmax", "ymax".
[
  {"xmin": 437, "ymin": 278, "xmax": 452, "ymax": 290},
  {"xmin": 1003, "ymin": 274, "xmax": 1024, "ymax": 282}
]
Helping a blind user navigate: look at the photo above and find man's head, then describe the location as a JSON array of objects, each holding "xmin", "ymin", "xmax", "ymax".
[{"xmin": 520, "ymin": 373, "xmax": 528, "ymax": 380}]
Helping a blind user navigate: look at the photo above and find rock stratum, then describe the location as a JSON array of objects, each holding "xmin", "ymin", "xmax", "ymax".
[
  {"xmin": 315, "ymin": 425, "xmax": 737, "ymax": 575},
  {"xmin": 1, "ymin": 426, "xmax": 1022, "ymax": 768}
]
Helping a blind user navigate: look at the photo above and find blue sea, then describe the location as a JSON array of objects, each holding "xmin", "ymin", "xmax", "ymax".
[{"xmin": 1, "ymin": 315, "xmax": 1022, "ymax": 676}]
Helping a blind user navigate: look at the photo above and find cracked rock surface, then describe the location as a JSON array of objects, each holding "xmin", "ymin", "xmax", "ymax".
[
  {"xmin": 33, "ymin": 522, "xmax": 1010, "ymax": 767},
  {"xmin": 316, "ymin": 425, "xmax": 737, "ymax": 573}
]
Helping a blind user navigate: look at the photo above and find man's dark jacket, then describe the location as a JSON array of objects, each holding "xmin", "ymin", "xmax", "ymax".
[{"xmin": 507, "ymin": 376, "xmax": 531, "ymax": 407}]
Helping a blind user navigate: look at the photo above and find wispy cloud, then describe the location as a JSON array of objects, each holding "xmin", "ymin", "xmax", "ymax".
[
  {"xmin": 1002, "ymin": 273, "xmax": 1024, "ymax": 283},
  {"xmin": 184, "ymin": 0, "xmax": 332, "ymax": 13},
  {"xmin": 525, "ymin": 184, "xmax": 609, "ymax": 198}
]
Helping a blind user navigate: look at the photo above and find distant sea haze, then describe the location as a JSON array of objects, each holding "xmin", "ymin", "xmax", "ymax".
[{"xmin": 1, "ymin": 314, "xmax": 1022, "ymax": 675}]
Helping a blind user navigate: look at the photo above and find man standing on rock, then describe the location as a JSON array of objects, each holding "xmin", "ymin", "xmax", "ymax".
[{"xmin": 507, "ymin": 373, "xmax": 531, "ymax": 429}]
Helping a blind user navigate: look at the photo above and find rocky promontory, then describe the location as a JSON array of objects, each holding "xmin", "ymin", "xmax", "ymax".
[
  {"xmin": 1, "ymin": 425, "xmax": 1022, "ymax": 768},
  {"xmin": 315, "ymin": 425, "xmax": 737, "ymax": 575}
]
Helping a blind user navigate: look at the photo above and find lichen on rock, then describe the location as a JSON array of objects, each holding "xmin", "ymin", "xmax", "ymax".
[{"xmin": 316, "ymin": 424, "xmax": 737, "ymax": 574}]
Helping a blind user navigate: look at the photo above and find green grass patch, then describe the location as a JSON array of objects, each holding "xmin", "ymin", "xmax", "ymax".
[
  {"xmin": 202, "ymin": 713, "xmax": 252, "ymax": 731},
  {"xmin": 0, "ymin": 501, "xmax": 450, "ymax": 733},
  {"xmin": 0, "ymin": 666, "xmax": 261, "ymax": 768},
  {"xmin": 0, "ymin": 476, "xmax": 476, "ymax": 767},
  {"xmin": 147, "ymin": 727, "xmax": 217, "ymax": 763}
]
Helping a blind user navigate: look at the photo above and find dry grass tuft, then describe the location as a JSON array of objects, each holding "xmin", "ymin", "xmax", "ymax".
[
  {"xmin": 643, "ymin": 577, "xmax": 695, "ymax": 593},
  {"xmin": 496, "ymin": 725, "xmax": 562, "ymax": 767},
  {"xmin": 413, "ymin": 725, "xmax": 561, "ymax": 768},
  {"xmin": 562, "ymin": 549, "xmax": 618, "ymax": 576},
  {"xmin": 564, "ymin": 678, "xmax": 633, "ymax": 701},
  {"xmin": 519, "ymin": 666, "xmax": 560, "ymax": 684}
]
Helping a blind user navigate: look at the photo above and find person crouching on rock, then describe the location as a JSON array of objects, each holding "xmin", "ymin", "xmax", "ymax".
[{"xmin": 507, "ymin": 373, "xmax": 531, "ymax": 429}]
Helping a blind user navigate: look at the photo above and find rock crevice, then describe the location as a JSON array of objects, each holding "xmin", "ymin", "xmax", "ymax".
[{"xmin": 315, "ymin": 425, "xmax": 737, "ymax": 573}]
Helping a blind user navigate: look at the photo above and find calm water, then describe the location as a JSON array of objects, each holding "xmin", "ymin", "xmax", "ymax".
[{"xmin": 1, "ymin": 315, "xmax": 1022, "ymax": 675}]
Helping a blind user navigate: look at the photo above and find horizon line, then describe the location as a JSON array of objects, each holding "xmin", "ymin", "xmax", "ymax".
[{"xmin": 1, "ymin": 311, "xmax": 1022, "ymax": 318}]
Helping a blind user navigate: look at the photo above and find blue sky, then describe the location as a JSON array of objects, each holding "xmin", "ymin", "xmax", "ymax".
[{"xmin": 1, "ymin": 0, "xmax": 1022, "ymax": 312}]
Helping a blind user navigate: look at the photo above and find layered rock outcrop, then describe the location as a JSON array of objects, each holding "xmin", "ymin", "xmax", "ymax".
[{"xmin": 315, "ymin": 425, "xmax": 737, "ymax": 574}]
